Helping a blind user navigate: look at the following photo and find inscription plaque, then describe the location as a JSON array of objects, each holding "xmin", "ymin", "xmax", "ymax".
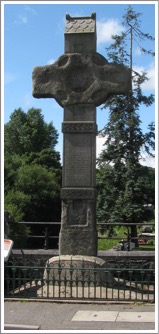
[{"xmin": 63, "ymin": 134, "xmax": 95, "ymax": 187}]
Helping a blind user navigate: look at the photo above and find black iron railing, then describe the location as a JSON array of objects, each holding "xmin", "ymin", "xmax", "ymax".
[{"xmin": 4, "ymin": 257, "xmax": 155, "ymax": 302}]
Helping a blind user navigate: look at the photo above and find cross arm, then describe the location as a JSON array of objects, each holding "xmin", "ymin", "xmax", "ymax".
[{"xmin": 32, "ymin": 53, "xmax": 131, "ymax": 107}]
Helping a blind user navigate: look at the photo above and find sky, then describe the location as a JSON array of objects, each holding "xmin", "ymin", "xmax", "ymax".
[{"xmin": 2, "ymin": 1, "xmax": 157, "ymax": 167}]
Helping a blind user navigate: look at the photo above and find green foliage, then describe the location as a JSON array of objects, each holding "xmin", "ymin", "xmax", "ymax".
[
  {"xmin": 4, "ymin": 190, "xmax": 31, "ymax": 237},
  {"xmin": 4, "ymin": 108, "xmax": 58, "ymax": 155},
  {"xmin": 97, "ymin": 6, "xmax": 155, "ymax": 243},
  {"xmin": 23, "ymin": 148, "xmax": 61, "ymax": 170},
  {"xmin": 98, "ymin": 224, "xmax": 155, "ymax": 251},
  {"xmin": 98, "ymin": 226, "xmax": 127, "ymax": 250},
  {"xmin": 4, "ymin": 108, "xmax": 62, "ymax": 237},
  {"xmin": 14, "ymin": 164, "xmax": 61, "ymax": 222},
  {"xmin": 98, "ymin": 238, "xmax": 118, "ymax": 251},
  {"xmin": 97, "ymin": 164, "xmax": 155, "ymax": 227}
]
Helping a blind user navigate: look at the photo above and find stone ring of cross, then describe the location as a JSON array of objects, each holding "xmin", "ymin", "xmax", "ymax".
[{"xmin": 32, "ymin": 52, "xmax": 131, "ymax": 107}]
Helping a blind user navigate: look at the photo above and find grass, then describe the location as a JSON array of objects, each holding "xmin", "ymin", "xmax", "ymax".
[
  {"xmin": 98, "ymin": 226, "xmax": 127, "ymax": 251},
  {"xmin": 98, "ymin": 238, "xmax": 118, "ymax": 251},
  {"xmin": 98, "ymin": 226, "xmax": 155, "ymax": 251},
  {"xmin": 134, "ymin": 245, "xmax": 155, "ymax": 251}
]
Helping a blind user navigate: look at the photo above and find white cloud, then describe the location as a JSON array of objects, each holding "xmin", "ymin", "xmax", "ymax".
[
  {"xmin": 14, "ymin": 15, "xmax": 28, "ymax": 25},
  {"xmin": 96, "ymin": 136, "xmax": 155, "ymax": 168},
  {"xmin": 142, "ymin": 63, "xmax": 155, "ymax": 91},
  {"xmin": 47, "ymin": 59, "xmax": 56, "ymax": 65},
  {"xmin": 4, "ymin": 72, "xmax": 16, "ymax": 85},
  {"xmin": 14, "ymin": 6, "xmax": 36, "ymax": 25},
  {"xmin": 133, "ymin": 63, "xmax": 155, "ymax": 91},
  {"xmin": 140, "ymin": 153, "xmax": 155, "ymax": 168},
  {"xmin": 97, "ymin": 19, "xmax": 124, "ymax": 45},
  {"xmin": 96, "ymin": 136, "xmax": 106, "ymax": 157},
  {"xmin": 134, "ymin": 46, "xmax": 143, "ymax": 56}
]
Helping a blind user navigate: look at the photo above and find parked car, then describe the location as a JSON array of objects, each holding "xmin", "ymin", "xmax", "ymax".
[{"xmin": 138, "ymin": 233, "xmax": 155, "ymax": 245}]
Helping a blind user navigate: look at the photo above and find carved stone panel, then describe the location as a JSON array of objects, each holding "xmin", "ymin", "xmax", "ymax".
[
  {"xmin": 61, "ymin": 199, "xmax": 96, "ymax": 226},
  {"xmin": 62, "ymin": 121, "xmax": 97, "ymax": 133},
  {"xmin": 63, "ymin": 133, "xmax": 96, "ymax": 187},
  {"xmin": 61, "ymin": 188, "xmax": 96, "ymax": 200}
]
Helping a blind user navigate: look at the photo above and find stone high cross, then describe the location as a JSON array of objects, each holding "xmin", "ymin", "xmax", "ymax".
[{"xmin": 32, "ymin": 13, "xmax": 131, "ymax": 256}]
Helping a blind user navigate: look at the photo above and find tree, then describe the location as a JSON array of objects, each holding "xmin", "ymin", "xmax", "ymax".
[
  {"xmin": 4, "ymin": 108, "xmax": 62, "ymax": 238},
  {"xmin": 96, "ymin": 165, "xmax": 155, "ymax": 235},
  {"xmin": 5, "ymin": 164, "xmax": 61, "ymax": 222},
  {"xmin": 97, "ymin": 6, "xmax": 155, "ymax": 245},
  {"xmin": 4, "ymin": 108, "xmax": 59, "ymax": 155}
]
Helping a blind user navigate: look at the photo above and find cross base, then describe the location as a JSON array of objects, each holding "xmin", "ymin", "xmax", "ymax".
[{"xmin": 59, "ymin": 198, "xmax": 97, "ymax": 256}]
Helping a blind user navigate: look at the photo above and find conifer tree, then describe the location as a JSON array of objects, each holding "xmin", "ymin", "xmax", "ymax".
[{"xmin": 98, "ymin": 6, "xmax": 155, "ymax": 245}]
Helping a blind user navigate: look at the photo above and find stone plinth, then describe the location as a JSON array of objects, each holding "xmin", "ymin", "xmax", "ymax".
[{"xmin": 43, "ymin": 255, "xmax": 113, "ymax": 286}]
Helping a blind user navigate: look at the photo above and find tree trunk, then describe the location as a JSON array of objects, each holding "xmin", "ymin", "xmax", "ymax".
[{"xmin": 131, "ymin": 225, "xmax": 138, "ymax": 247}]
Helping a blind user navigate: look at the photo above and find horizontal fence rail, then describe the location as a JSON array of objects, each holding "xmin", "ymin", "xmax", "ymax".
[
  {"xmin": 9, "ymin": 221, "xmax": 155, "ymax": 250},
  {"xmin": 4, "ymin": 258, "xmax": 155, "ymax": 303},
  {"xmin": 10, "ymin": 222, "xmax": 61, "ymax": 250}
]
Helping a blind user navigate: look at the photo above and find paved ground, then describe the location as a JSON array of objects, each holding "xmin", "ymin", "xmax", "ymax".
[{"xmin": 4, "ymin": 301, "xmax": 156, "ymax": 331}]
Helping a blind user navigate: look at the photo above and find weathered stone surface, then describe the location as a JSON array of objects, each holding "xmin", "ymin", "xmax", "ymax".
[
  {"xmin": 62, "ymin": 104, "xmax": 96, "ymax": 192},
  {"xmin": 65, "ymin": 13, "xmax": 96, "ymax": 53},
  {"xmin": 61, "ymin": 199, "xmax": 96, "ymax": 226},
  {"xmin": 60, "ymin": 188, "xmax": 96, "ymax": 200},
  {"xmin": 59, "ymin": 198, "xmax": 97, "ymax": 256},
  {"xmin": 62, "ymin": 121, "xmax": 97, "ymax": 133},
  {"xmin": 43, "ymin": 255, "xmax": 113, "ymax": 286},
  {"xmin": 32, "ymin": 13, "xmax": 131, "ymax": 258},
  {"xmin": 64, "ymin": 105, "xmax": 96, "ymax": 122},
  {"xmin": 59, "ymin": 226, "xmax": 97, "ymax": 256},
  {"xmin": 62, "ymin": 133, "xmax": 96, "ymax": 187},
  {"xmin": 32, "ymin": 53, "xmax": 131, "ymax": 107},
  {"xmin": 65, "ymin": 13, "xmax": 96, "ymax": 34}
]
